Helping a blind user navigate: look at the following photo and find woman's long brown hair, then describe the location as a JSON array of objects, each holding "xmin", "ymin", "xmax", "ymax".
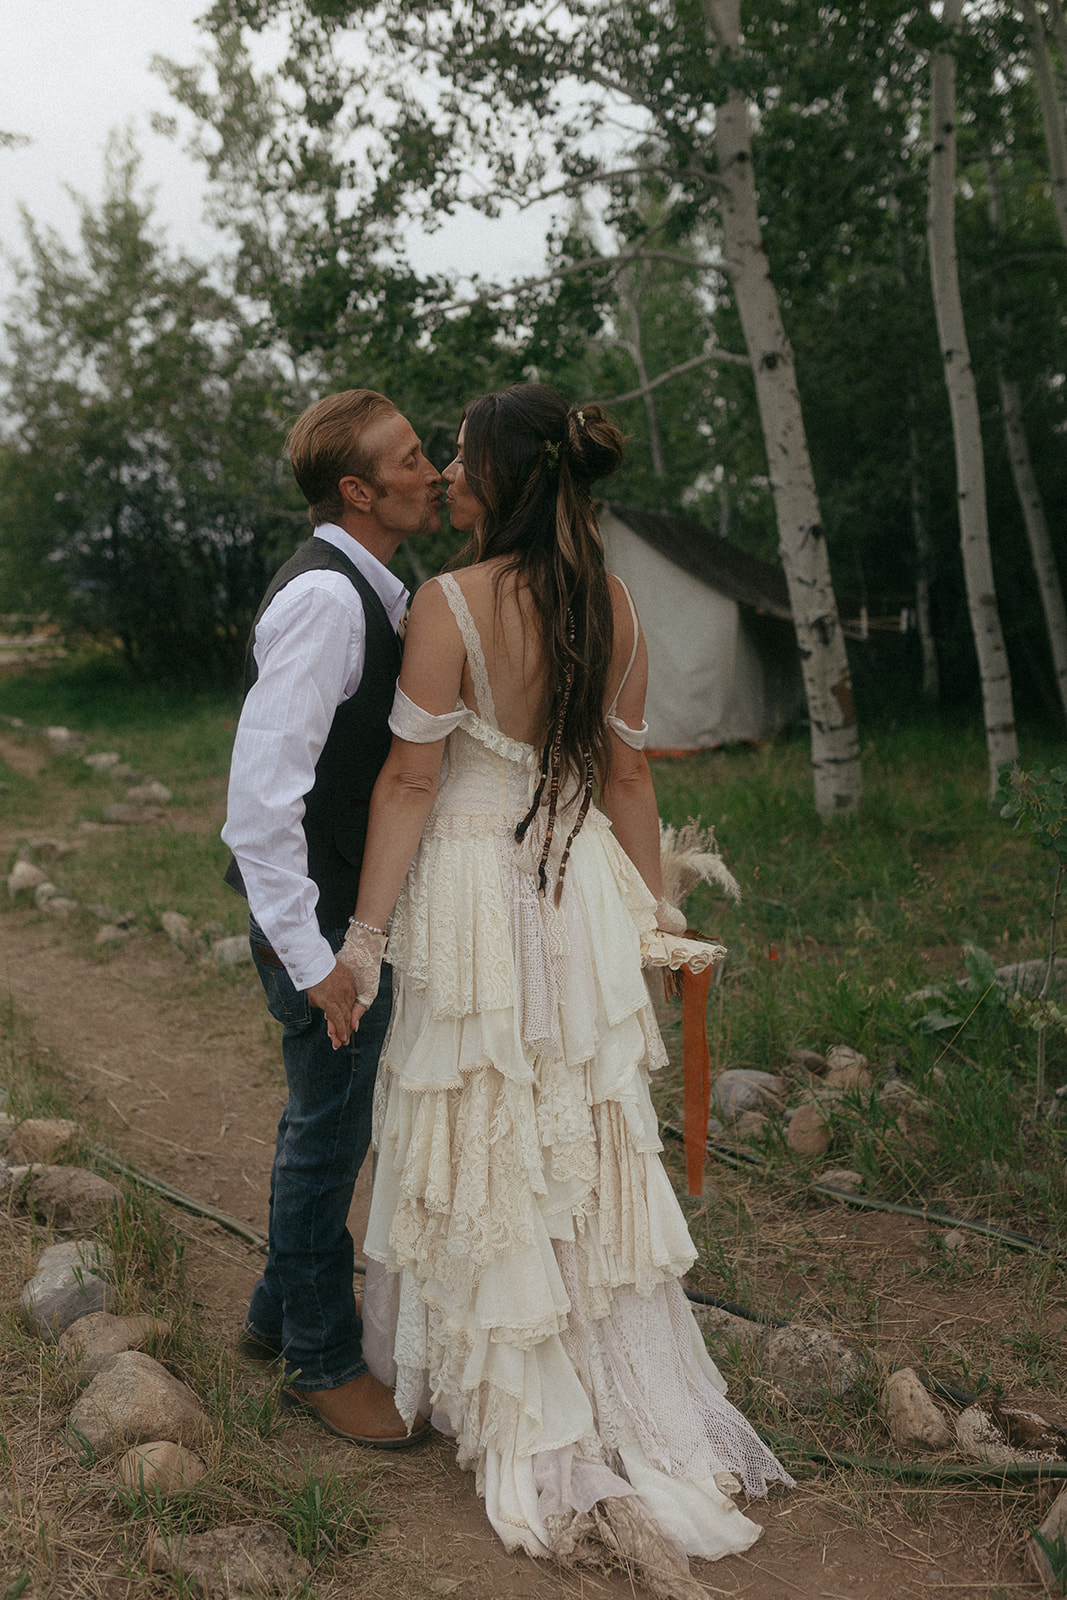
[{"xmin": 451, "ymin": 384, "xmax": 625, "ymax": 897}]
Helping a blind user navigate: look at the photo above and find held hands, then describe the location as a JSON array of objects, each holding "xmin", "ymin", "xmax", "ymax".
[
  {"xmin": 655, "ymin": 897, "xmax": 687, "ymax": 936},
  {"xmin": 338, "ymin": 920, "xmax": 388, "ymax": 1023},
  {"xmin": 306, "ymin": 961, "xmax": 360, "ymax": 1051}
]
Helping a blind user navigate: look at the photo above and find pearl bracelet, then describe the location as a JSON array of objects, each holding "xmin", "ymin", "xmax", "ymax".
[{"xmin": 348, "ymin": 917, "xmax": 387, "ymax": 937}]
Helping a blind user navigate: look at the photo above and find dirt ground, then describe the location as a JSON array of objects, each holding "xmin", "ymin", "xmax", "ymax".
[{"xmin": 0, "ymin": 856, "xmax": 1060, "ymax": 1598}]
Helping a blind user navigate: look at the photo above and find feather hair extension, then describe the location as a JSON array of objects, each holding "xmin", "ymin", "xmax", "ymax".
[{"xmin": 659, "ymin": 818, "xmax": 741, "ymax": 911}]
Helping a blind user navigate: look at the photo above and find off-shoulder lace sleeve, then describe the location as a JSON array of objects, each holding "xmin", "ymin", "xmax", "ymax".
[
  {"xmin": 388, "ymin": 684, "xmax": 467, "ymax": 743},
  {"xmin": 606, "ymin": 712, "xmax": 649, "ymax": 749},
  {"xmin": 605, "ymin": 578, "xmax": 649, "ymax": 749}
]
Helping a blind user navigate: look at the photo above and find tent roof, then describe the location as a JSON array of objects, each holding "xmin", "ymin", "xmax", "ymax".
[{"xmin": 604, "ymin": 503, "xmax": 792, "ymax": 620}]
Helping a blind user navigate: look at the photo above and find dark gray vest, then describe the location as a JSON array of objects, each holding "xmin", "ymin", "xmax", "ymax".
[{"xmin": 225, "ymin": 536, "xmax": 402, "ymax": 931}]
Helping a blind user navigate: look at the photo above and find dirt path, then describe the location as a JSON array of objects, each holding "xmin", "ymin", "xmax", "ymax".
[{"xmin": 0, "ymin": 906, "xmax": 1045, "ymax": 1600}]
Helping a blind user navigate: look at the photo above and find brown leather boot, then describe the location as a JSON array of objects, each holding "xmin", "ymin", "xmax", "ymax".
[{"xmin": 282, "ymin": 1371, "xmax": 429, "ymax": 1449}]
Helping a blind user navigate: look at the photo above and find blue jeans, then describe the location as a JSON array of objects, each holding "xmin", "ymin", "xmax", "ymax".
[{"xmin": 246, "ymin": 914, "xmax": 392, "ymax": 1391}]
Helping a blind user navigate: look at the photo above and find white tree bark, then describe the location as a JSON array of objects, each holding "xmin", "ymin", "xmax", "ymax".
[
  {"xmin": 1022, "ymin": 0, "xmax": 1067, "ymax": 248},
  {"xmin": 703, "ymin": 0, "xmax": 861, "ymax": 818},
  {"xmin": 927, "ymin": 0, "xmax": 1017, "ymax": 796}
]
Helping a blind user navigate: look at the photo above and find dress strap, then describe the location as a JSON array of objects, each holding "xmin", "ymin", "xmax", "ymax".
[
  {"xmin": 606, "ymin": 577, "xmax": 640, "ymax": 718},
  {"xmin": 434, "ymin": 573, "xmax": 498, "ymax": 727}
]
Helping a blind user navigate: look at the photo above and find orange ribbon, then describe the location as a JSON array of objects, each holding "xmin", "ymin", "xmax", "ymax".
[{"xmin": 682, "ymin": 963, "xmax": 714, "ymax": 1197}]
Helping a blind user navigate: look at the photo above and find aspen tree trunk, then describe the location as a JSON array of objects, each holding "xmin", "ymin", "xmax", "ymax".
[
  {"xmin": 1045, "ymin": 0, "xmax": 1067, "ymax": 59},
  {"xmin": 985, "ymin": 157, "xmax": 1067, "ymax": 726},
  {"xmin": 927, "ymin": 0, "xmax": 1017, "ymax": 797},
  {"xmin": 909, "ymin": 423, "xmax": 941, "ymax": 701},
  {"xmin": 1022, "ymin": 0, "xmax": 1067, "ymax": 247},
  {"xmin": 703, "ymin": 0, "xmax": 861, "ymax": 818}
]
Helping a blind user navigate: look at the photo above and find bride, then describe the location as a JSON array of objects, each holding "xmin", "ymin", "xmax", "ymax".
[{"xmin": 339, "ymin": 384, "xmax": 792, "ymax": 1594}]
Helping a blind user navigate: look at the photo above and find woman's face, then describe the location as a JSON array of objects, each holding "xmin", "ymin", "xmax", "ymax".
[{"xmin": 442, "ymin": 423, "xmax": 484, "ymax": 533}]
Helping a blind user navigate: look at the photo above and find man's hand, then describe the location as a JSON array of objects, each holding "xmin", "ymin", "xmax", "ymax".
[{"xmin": 307, "ymin": 960, "xmax": 358, "ymax": 1050}]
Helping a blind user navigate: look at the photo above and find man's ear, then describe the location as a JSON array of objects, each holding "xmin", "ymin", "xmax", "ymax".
[{"xmin": 338, "ymin": 474, "xmax": 374, "ymax": 513}]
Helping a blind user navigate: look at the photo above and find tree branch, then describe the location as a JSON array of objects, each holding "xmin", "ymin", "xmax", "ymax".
[
  {"xmin": 598, "ymin": 346, "xmax": 750, "ymax": 405},
  {"xmin": 437, "ymin": 249, "xmax": 725, "ymax": 312}
]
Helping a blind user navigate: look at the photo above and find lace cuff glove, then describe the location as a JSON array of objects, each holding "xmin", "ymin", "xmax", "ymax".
[
  {"xmin": 655, "ymin": 897, "xmax": 687, "ymax": 936},
  {"xmin": 338, "ymin": 921, "xmax": 388, "ymax": 1007}
]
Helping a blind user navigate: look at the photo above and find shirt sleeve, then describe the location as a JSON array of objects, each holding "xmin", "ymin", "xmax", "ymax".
[{"xmin": 221, "ymin": 574, "xmax": 365, "ymax": 990}]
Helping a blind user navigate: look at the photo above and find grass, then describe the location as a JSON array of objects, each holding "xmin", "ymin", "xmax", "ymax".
[
  {"xmin": 0, "ymin": 651, "xmax": 1064, "ymax": 1595},
  {"xmin": 651, "ymin": 719, "xmax": 1067, "ymax": 1239}
]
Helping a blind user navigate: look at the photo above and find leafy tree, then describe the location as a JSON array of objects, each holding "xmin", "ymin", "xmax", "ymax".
[{"xmin": 0, "ymin": 141, "xmax": 301, "ymax": 684}]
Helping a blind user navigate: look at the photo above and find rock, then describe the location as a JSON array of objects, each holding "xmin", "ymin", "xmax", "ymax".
[
  {"xmin": 68, "ymin": 1351, "xmax": 211, "ymax": 1454},
  {"xmin": 125, "ymin": 780, "xmax": 172, "ymax": 806},
  {"xmin": 118, "ymin": 1440, "xmax": 205, "ymax": 1495},
  {"xmin": 95, "ymin": 925, "xmax": 131, "ymax": 945},
  {"xmin": 58, "ymin": 1312, "xmax": 172, "ymax": 1377},
  {"xmin": 28, "ymin": 837, "xmax": 77, "ymax": 860},
  {"xmin": 7, "ymin": 1118, "xmax": 80, "ymax": 1164},
  {"xmin": 148, "ymin": 1522, "xmax": 310, "ymax": 1598},
  {"xmin": 160, "ymin": 911, "xmax": 195, "ymax": 951},
  {"xmin": 211, "ymin": 936, "xmax": 252, "ymax": 967},
  {"xmin": 785, "ymin": 1048, "xmax": 827, "ymax": 1077},
  {"xmin": 45, "ymin": 726, "xmax": 84, "ymax": 756},
  {"xmin": 7, "ymin": 860, "xmax": 49, "ymax": 898},
  {"xmin": 706, "ymin": 1116, "xmax": 727, "ymax": 1142},
  {"xmin": 884, "ymin": 1368, "xmax": 954, "ymax": 1451},
  {"xmin": 19, "ymin": 1240, "xmax": 116, "ymax": 1341},
  {"xmin": 786, "ymin": 1102, "xmax": 831, "ymax": 1157},
  {"xmin": 710, "ymin": 1070, "xmax": 786, "ymax": 1122},
  {"xmin": 956, "ymin": 1404, "xmax": 1064, "ymax": 1465},
  {"xmin": 824, "ymin": 1059, "xmax": 873, "ymax": 1092},
  {"xmin": 733, "ymin": 1110, "xmax": 769, "ymax": 1140},
  {"xmin": 943, "ymin": 1229, "xmax": 966, "ymax": 1252},
  {"xmin": 13, "ymin": 1164, "xmax": 121, "ymax": 1229},
  {"xmin": 114, "ymin": 764, "xmax": 144, "ymax": 781},
  {"xmin": 41, "ymin": 895, "xmax": 78, "ymax": 917},
  {"xmin": 818, "ymin": 1168, "xmax": 864, "ymax": 1195},
  {"xmin": 100, "ymin": 804, "xmax": 163, "ymax": 826},
  {"xmin": 1029, "ymin": 1483, "xmax": 1067, "ymax": 1589},
  {"xmin": 767, "ymin": 1325, "xmax": 865, "ymax": 1401},
  {"xmin": 825, "ymin": 1045, "xmax": 868, "ymax": 1073},
  {"xmin": 83, "ymin": 752, "xmax": 121, "ymax": 772},
  {"xmin": 996, "ymin": 958, "xmax": 1067, "ymax": 998},
  {"xmin": 691, "ymin": 1302, "xmax": 767, "ymax": 1356}
]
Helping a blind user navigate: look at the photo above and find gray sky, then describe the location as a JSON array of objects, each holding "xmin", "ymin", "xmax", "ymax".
[{"xmin": 0, "ymin": 0, "xmax": 552, "ymax": 299}]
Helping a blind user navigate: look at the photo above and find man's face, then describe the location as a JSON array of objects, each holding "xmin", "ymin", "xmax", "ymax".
[{"xmin": 357, "ymin": 410, "xmax": 442, "ymax": 551}]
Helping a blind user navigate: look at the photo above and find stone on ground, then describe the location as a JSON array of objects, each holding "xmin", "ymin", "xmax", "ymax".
[
  {"xmin": 710, "ymin": 1069, "xmax": 786, "ymax": 1122},
  {"xmin": 767, "ymin": 1325, "xmax": 865, "ymax": 1401},
  {"xmin": 68, "ymin": 1350, "xmax": 210, "ymax": 1453},
  {"xmin": 148, "ymin": 1522, "xmax": 310, "ymax": 1598},
  {"xmin": 19, "ymin": 1240, "xmax": 115, "ymax": 1340},
  {"xmin": 118, "ymin": 1440, "xmax": 206, "ymax": 1495},
  {"xmin": 58, "ymin": 1312, "xmax": 172, "ymax": 1377},
  {"xmin": 6, "ymin": 1118, "xmax": 80, "ymax": 1164},
  {"xmin": 12, "ymin": 1163, "xmax": 121, "ymax": 1229},
  {"xmin": 786, "ymin": 1102, "xmax": 830, "ymax": 1156},
  {"xmin": 884, "ymin": 1368, "xmax": 954, "ymax": 1451}
]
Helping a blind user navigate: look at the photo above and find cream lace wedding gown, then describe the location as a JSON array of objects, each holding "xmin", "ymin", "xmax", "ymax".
[{"xmin": 362, "ymin": 574, "xmax": 792, "ymax": 1588}]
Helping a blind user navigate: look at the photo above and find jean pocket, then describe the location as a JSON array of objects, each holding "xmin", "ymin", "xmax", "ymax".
[{"xmin": 250, "ymin": 933, "xmax": 312, "ymax": 1028}]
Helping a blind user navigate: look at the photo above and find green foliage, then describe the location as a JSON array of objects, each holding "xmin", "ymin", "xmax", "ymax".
[
  {"xmin": 0, "ymin": 141, "xmax": 303, "ymax": 685},
  {"xmin": 998, "ymin": 763, "xmax": 1067, "ymax": 865},
  {"xmin": 266, "ymin": 1455, "xmax": 376, "ymax": 1560}
]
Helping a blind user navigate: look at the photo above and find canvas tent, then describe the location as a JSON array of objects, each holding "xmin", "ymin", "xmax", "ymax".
[{"xmin": 600, "ymin": 503, "xmax": 804, "ymax": 752}]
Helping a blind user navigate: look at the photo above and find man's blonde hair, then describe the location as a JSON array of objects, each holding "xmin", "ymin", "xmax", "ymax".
[{"xmin": 286, "ymin": 389, "xmax": 397, "ymax": 526}]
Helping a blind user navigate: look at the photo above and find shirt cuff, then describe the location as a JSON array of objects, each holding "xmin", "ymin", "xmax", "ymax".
[{"xmin": 272, "ymin": 924, "xmax": 338, "ymax": 992}]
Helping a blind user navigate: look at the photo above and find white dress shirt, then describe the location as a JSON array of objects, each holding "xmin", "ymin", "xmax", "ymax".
[{"xmin": 221, "ymin": 524, "xmax": 408, "ymax": 991}]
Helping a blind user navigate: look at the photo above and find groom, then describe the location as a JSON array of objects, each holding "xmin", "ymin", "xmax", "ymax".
[{"xmin": 222, "ymin": 389, "xmax": 440, "ymax": 1446}]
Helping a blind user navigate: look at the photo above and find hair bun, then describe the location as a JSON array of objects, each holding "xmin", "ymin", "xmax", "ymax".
[{"xmin": 565, "ymin": 403, "xmax": 624, "ymax": 486}]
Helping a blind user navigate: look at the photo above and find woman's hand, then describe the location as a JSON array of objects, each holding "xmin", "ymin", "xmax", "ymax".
[
  {"xmin": 338, "ymin": 921, "xmax": 388, "ymax": 1019},
  {"xmin": 655, "ymin": 897, "xmax": 687, "ymax": 935}
]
